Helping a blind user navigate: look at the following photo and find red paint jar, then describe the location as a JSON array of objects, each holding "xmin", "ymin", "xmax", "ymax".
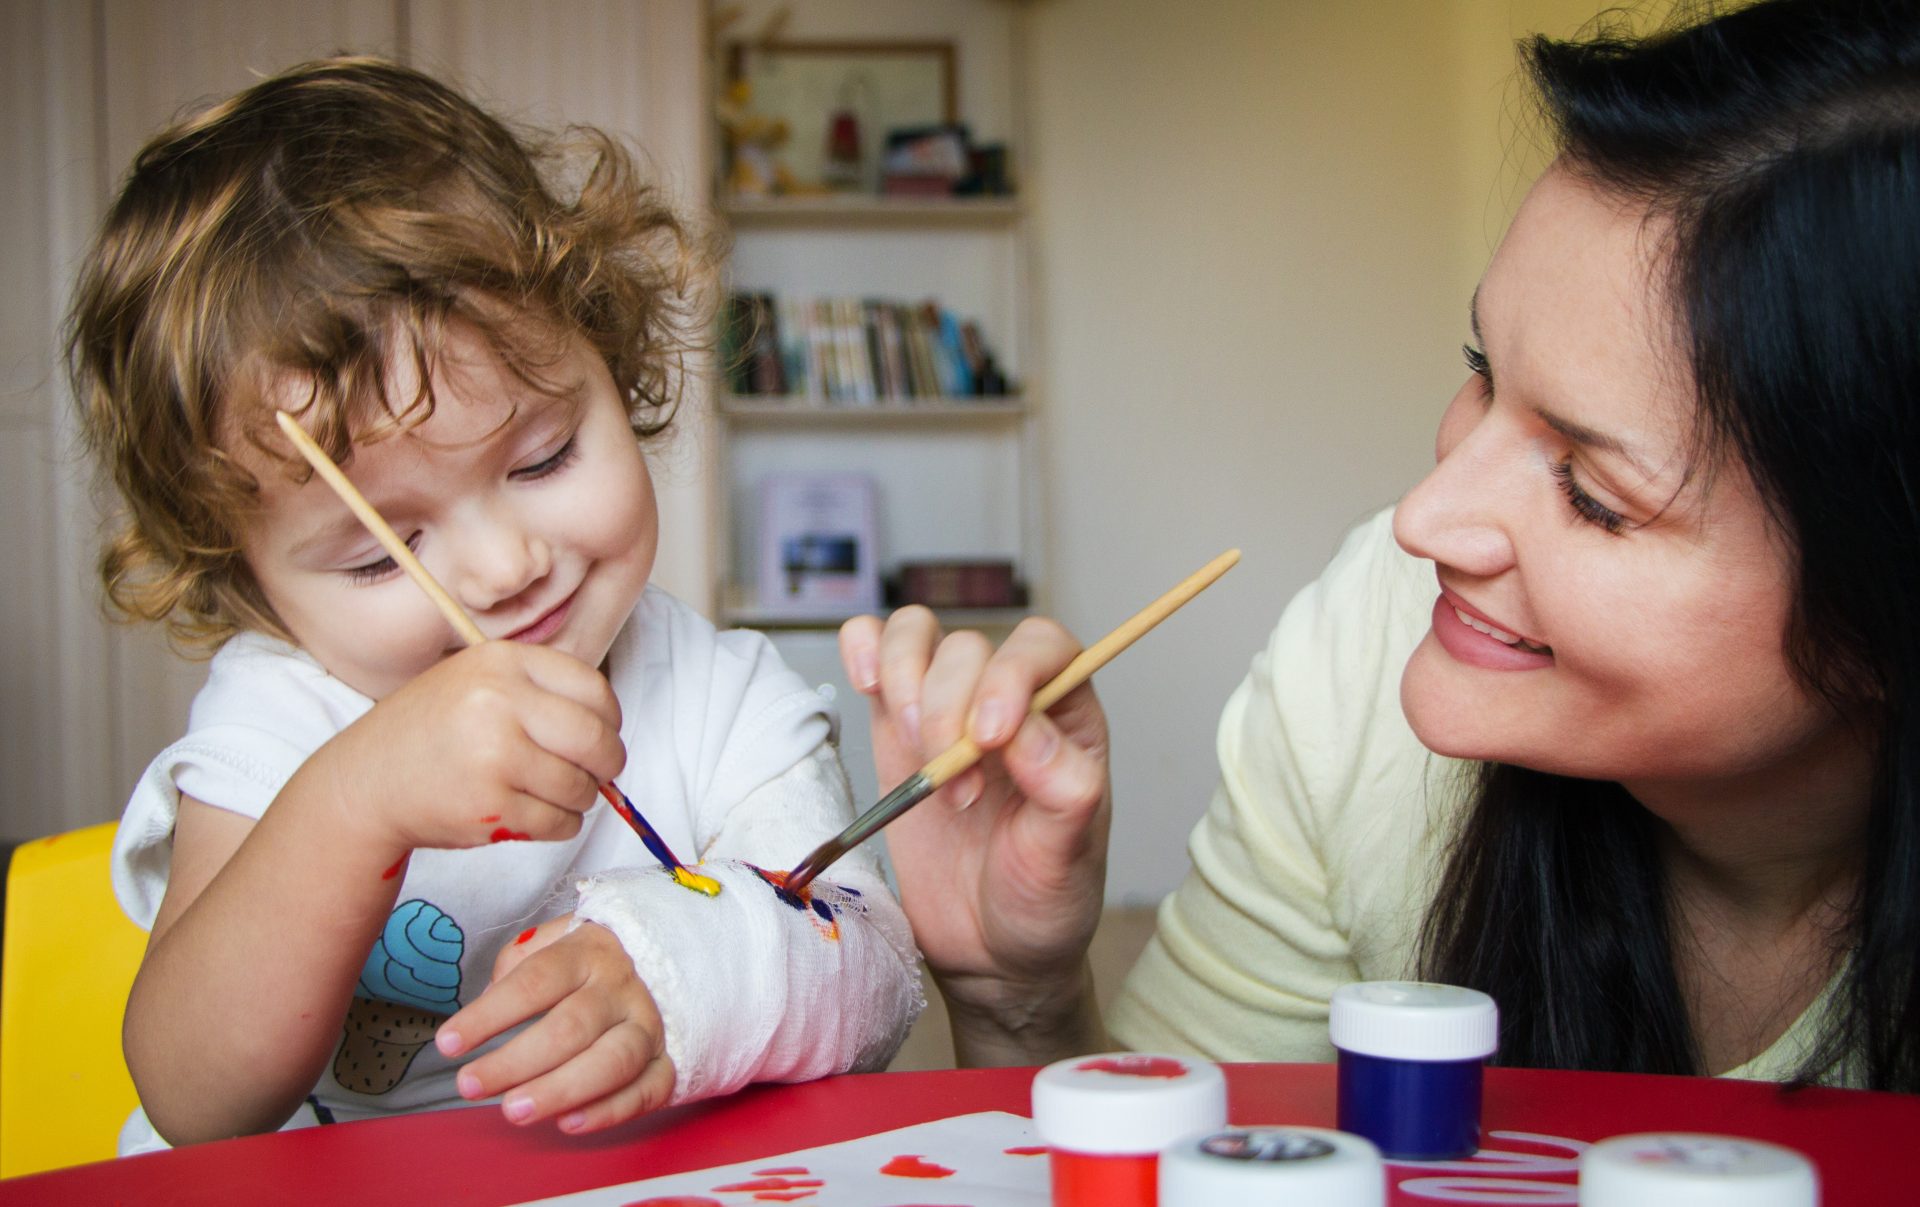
[{"xmin": 1030, "ymin": 1053, "xmax": 1227, "ymax": 1207}]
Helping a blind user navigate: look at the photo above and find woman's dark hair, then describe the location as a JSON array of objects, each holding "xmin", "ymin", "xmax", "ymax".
[{"xmin": 1421, "ymin": 0, "xmax": 1920, "ymax": 1092}]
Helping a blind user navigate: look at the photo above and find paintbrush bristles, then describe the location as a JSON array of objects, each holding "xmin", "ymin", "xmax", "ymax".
[{"xmin": 273, "ymin": 410, "xmax": 488, "ymax": 648}]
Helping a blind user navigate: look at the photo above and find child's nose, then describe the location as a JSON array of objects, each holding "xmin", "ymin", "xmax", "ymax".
[{"xmin": 449, "ymin": 509, "xmax": 553, "ymax": 613}]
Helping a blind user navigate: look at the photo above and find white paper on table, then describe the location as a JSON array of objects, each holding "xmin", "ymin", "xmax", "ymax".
[{"xmin": 518, "ymin": 1110, "xmax": 1049, "ymax": 1206}]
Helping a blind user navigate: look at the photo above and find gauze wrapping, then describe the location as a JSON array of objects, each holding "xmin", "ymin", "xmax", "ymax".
[{"xmin": 572, "ymin": 859, "xmax": 924, "ymax": 1104}]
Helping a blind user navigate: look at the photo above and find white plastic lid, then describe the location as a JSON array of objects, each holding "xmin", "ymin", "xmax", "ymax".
[
  {"xmin": 1579, "ymin": 1134, "xmax": 1818, "ymax": 1206},
  {"xmin": 1160, "ymin": 1127, "xmax": 1385, "ymax": 1205},
  {"xmin": 1031, "ymin": 1053, "xmax": 1228, "ymax": 1155},
  {"xmin": 1328, "ymin": 981, "xmax": 1498, "ymax": 1061}
]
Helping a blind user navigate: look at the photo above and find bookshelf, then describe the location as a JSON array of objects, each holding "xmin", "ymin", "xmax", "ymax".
[
  {"xmin": 698, "ymin": 0, "xmax": 1034, "ymax": 854},
  {"xmin": 707, "ymin": 14, "xmax": 1041, "ymax": 637}
]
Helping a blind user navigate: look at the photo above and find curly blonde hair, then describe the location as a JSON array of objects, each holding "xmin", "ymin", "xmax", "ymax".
[{"xmin": 68, "ymin": 55, "xmax": 714, "ymax": 652}]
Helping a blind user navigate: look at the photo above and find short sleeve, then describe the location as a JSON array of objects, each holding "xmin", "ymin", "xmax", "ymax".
[
  {"xmin": 110, "ymin": 635, "xmax": 372, "ymax": 930},
  {"xmin": 1108, "ymin": 507, "xmax": 1454, "ymax": 1059}
]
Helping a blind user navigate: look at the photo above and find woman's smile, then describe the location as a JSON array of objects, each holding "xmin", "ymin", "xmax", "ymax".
[{"xmin": 1430, "ymin": 594, "xmax": 1554, "ymax": 670}]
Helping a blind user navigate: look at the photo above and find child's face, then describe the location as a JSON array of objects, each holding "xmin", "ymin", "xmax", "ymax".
[{"xmin": 239, "ymin": 323, "xmax": 658, "ymax": 700}]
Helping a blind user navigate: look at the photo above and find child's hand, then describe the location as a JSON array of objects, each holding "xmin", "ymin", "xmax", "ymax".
[
  {"xmin": 306, "ymin": 641, "xmax": 627, "ymax": 858},
  {"xmin": 436, "ymin": 916, "xmax": 675, "ymax": 1133}
]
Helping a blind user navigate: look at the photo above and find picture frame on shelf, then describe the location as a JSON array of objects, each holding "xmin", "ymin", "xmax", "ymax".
[
  {"xmin": 726, "ymin": 40, "xmax": 956, "ymax": 196},
  {"xmin": 756, "ymin": 472, "xmax": 882, "ymax": 618}
]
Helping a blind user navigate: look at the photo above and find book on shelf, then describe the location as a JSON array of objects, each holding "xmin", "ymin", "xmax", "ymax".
[
  {"xmin": 723, "ymin": 291, "xmax": 1012, "ymax": 405},
  {"xmin": 756, "ymin": 473, "xmax": 881, "ymax": 618}
]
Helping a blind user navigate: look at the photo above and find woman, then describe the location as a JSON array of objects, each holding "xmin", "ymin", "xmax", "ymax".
[{"xmin": 839, "ymin": 0, "xmax": 1920, "ymax": 1092}]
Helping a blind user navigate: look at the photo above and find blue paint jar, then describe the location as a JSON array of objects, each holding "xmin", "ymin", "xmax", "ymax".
[{"xmin": 1329, "ymin": 981, "xmax": 1498, "ymax": 1160}]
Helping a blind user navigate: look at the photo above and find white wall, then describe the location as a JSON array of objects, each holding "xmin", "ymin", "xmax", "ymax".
[{"xmin": 1021, "ymin": 0, "xmax": 1663, "ymax": 904}]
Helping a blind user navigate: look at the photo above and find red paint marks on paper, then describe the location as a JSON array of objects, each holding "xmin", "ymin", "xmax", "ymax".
[
  {"xmin": 1003, "ymin": 1145, "xmax": 1048, "ymax": 1156},
  {"xmin": 514, "ymin": 926, "xmax": 538, "ymax": 945},
  {"xmin": 1076, "ymin": 1055, "xmax": 1186, "ymax": 1078},
  {"xmin": 381, "ymin": 857, "xmax": 405, "ymax": 880},
  {"xmin": 751, "ymin": 1193, "xmax": 818, "ymax": 1203},
  {"xmin": 879, "ymin": 1155, "xmax": 955, "ymax": 1179},
  {"xmin": 490, "ymin": 827, "xmax": 531, "ymax": 843},
  {"xmin": 623, "ymin": 1198, "xmax": 724, "ymax": 1207},
  {"xmin": 711, "ymin": 1177, "xmax": 824, "ymax": 1193},
  {"xmin": 754, "ymin": 1167, "xmax": 812, "ymax": 1176}
]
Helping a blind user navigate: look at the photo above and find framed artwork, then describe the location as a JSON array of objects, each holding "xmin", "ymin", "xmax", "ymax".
[
  {"xmin": 726, "ymin": 40, "xmax": 957, "ymax": 193},
  {"xmin": 756, "ymin": 472, "xmax": 882, "ymax": 618}
]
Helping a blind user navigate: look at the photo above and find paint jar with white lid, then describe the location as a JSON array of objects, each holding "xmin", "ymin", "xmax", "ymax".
[
  {"xmin": 1031, "ymin": 1052, "xmax": 1228, "ymax": 1207},
  {"xmin": 1159, "ymin": 1126, "xmax": 1386, "ymax": 1205},
  {"xmin": 1330, "ymin": 980, "xmax": 1498, "ymax": 1159},
  {"xmin": 1579, "ymin": 1133, "xmax": 1818, "ymax": 1205}
]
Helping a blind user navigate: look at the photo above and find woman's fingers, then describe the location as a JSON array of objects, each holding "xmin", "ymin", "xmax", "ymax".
[
  {"xmin": 873, "ymin": 605, "xmax": 942, "ymax": 749},
  {"xmin": 839, "ymin": 614, "xmax": 883, "ymax": 694}
]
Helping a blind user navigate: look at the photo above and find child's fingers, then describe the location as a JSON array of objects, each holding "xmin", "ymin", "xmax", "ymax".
[
  {"xmin": 436, "ymin": 939, "xmax": 585, "ymax": 1060},
  {"xmin": 517, "ymin": 691, "xmax": 627, "ymax": 786},
  {"xmin": 491, "ymin": 915, "xmax": 573, "ymax": 981},
  {"xmin": 514, "ymin": 644, "xmax": 623, "ymax": 729},
  {"xmin": 550, "ymin": 1045, "xmax": 677, "ymax": 1134},
  {"xmin": 492, "ymin": 731, "xmax": 605, "ymax": 817},
  {"xmin": 495, "ymin": 1022, "xmax": 672, "ymax": 1129}
]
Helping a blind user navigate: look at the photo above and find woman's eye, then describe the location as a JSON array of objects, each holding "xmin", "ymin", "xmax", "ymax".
[
  {"xmin": 514, "ymin": 435, "xmax": 579, "ymax": 481},
  {"xmin": 1550, "ymin": 458, "xmax": 1627, "ymax": 535},
  {"xmin": 1462, "ymin": 343, "xmax": 1491, "ymax": 383}
]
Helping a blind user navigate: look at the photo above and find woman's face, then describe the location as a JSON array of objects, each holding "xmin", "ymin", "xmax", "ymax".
[{"xmin": 1396, "ymin": 167, "xmax": 1856, "ymax": 803}]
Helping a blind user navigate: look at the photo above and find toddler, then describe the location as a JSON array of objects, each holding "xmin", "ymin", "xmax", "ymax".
[{"xmin": 69, "ymin": 56, "xmax": 921, "ymax": 1151}]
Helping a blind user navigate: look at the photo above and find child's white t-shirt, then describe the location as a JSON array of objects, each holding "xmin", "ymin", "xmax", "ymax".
[{"xmin": 111, "ymin": 586, "xmax": 919, "ymax": 1150}]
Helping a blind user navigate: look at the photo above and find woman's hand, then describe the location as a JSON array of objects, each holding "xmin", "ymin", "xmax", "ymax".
[
  {"xmin": 306, "ymin": 641, "xmax": 627, "ymax": 865},
  {"xmin": 839, "ymin": 609, "xmax": 1113, "ymax": 1064},
  {"xmin": 436, "ymin": 916, "xmax": 675, "ymax": 1133}
]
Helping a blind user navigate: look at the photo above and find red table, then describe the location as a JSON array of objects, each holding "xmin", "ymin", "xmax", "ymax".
[{"xmin": 2, "ymin": 1064, "xmax": 1913, "ymax": 1205}]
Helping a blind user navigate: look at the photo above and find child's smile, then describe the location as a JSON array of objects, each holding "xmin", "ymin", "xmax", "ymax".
[{"xmin": 239, "ymin": 322, "xmax": 659, "ymax": 701}]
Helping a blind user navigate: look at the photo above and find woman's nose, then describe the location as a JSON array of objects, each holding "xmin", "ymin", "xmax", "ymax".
[
  {"xmin": 1392, "ymin": 387, "xmax": 1518, "ymax": 578},
  {"xmin": 447, "ymin": 505, "xmax": 553, "ymax": 613}
]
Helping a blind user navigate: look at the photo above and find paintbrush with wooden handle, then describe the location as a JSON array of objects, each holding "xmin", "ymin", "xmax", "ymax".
[{"xmin": 785, "ymin": 548, "xmax": 1241, "ymax": 894}]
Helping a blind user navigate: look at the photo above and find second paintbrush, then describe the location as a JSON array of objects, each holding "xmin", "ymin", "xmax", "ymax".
[{"xmin": 785, "ymin": 548, "xmax": 1241, "ymax": 894}]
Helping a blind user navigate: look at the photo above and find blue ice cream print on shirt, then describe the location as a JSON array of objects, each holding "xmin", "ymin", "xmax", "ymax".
[
  {"xmin": 333, "ymin": 899, "xmax": 466, "ymax": 1096},
  {"xmin": 359, "ymin": 898, "xmax": 465, "ymax": 1011}
]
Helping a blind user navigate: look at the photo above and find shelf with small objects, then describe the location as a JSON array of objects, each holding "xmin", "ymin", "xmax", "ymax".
[{"xmin": 707, "ymin": 14, "xmax": 1042, "ymax": 641}]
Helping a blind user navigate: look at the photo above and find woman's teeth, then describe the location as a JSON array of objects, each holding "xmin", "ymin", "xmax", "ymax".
[{"xmin": 1454, "ymin": 606, "xmax": 1550, "ymax": 654}]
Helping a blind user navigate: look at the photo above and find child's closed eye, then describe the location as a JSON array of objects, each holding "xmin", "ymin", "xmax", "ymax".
[
  {"xmin": 512, "ymin": 435, "xmax": 579, "ymax": 482},
  {"xmin": 343, "ymin": 532, "xmax": 420, "ymax": 583}
]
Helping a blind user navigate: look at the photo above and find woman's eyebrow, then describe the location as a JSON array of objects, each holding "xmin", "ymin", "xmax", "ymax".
[
  {"xmin": 1532, "ymin": 405, "xmax": 1654, "ymax": 478},
  {"xmin": 1471, "ymin": 287, "xmax": 1655, "ymax": 479}
]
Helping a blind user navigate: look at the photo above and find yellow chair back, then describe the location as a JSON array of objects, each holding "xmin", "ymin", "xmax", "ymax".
[{"xmin": 0, "ymin": 822, "xmax": 145, "ymax": 1177}]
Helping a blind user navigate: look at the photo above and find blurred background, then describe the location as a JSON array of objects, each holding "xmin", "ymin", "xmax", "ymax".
[{"xmin": 0, "ymin": 0, "xmax": 1675, "ymax": 931}]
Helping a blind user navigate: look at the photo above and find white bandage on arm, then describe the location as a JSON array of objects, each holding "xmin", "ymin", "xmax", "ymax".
[
  {"xmin": 572, "ymin": 859, "xmax": 923, "ymax": 1103},
  {"xmin": 573, "ymin": 742, "xmax": 923, "ymax": 1103}
]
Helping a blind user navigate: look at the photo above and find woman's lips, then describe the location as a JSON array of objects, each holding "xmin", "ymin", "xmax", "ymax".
[
  {"xmin": 1429, "ymin": 595, "xmax": 1554, "ymax": 671},
  {"xmin": 505, "ymin": 593, "xmax": 573, "ymax": 643}
]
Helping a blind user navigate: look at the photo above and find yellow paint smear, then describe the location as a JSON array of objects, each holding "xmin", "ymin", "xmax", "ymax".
[{"xmin": 671, "ymin": 866, "xmax": 723, "ymax": 897}]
